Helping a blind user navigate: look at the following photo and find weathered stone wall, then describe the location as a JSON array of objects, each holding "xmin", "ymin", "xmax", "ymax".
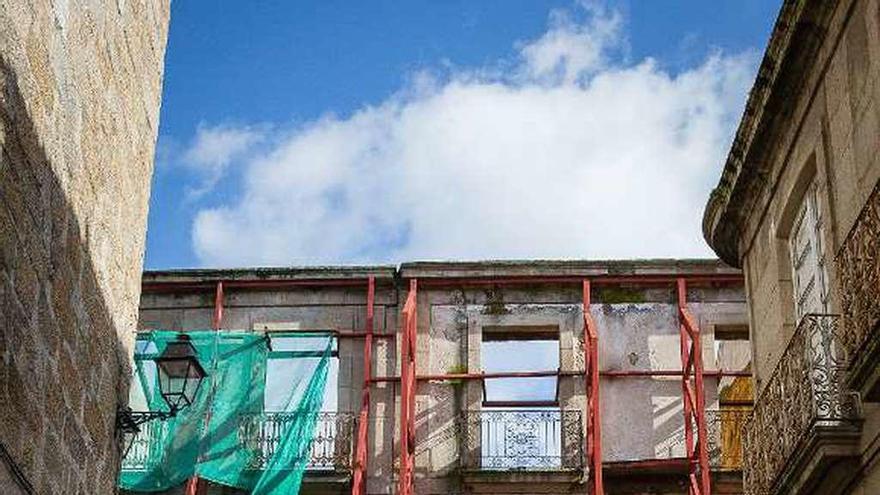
[
  {"xmin": 703, "ymin": 0, "xmax": 880, "ymax": 492},
  {"xmin": 733, "ymin": 0, "xmax": 880, "ymax": 394},
  {"xmin": 411, "ymin": 281, "xmax": 746, "ymax": 495},
  {"xmin": 137, "ymin": 268, "xmax": 399, "ymax": 495},
  {"xmin": 136, "ymin": 261, "xmax": 748, "ymax": 495},
  {"xmin": 0, "ymin": 1, "xmax": 170, "ymax": 493}
]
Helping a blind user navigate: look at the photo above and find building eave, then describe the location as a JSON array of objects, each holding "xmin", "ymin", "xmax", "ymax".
[
  {"xmin": 702, "ymin": 0, "xmax": 837, "ymax": 267},
  {"xmin": 142, "ymin": 265, "xmax": 398, "ymax": 284},
  {"xmin": 398, "ymin": 258, "xmax": 737, "ymax": 279}
]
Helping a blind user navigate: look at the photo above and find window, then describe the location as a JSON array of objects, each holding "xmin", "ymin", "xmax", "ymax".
[
  {"xmin": 788, "ymin": 182, "xmax": 829, "ymax": 321},
  {"xmin": 263, "ymin": 333, "xmax": 340, "ymax": 471},
  {"xmin": 264, "ymin": 334, "xmax": 338, "ymax": 412},
  {"xmin": 477, "ymin": 326, "xmax": 563, "ymax": 470},
  {"xmin": 713, "ymin": 324, "xmax": 752, "ymax": 471},
  {"xmin": 481, "ymin": 326, "xmax": 559, "ymax": 406}
]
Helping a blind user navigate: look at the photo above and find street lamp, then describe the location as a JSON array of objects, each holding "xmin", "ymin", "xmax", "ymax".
[{"xmin": 116, "ymin": 334, "xmax": 207, "ymax": 437}]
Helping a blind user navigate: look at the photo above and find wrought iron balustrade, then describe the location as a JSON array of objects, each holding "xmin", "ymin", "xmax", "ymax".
[
  {"xmin": 459, "ymin": 409, "xmax": 583, "ymax": 471},
  {"xmin": 705, "ymin": 408, "xmax": 750, "ymax": 471},
  {"xmin": 121, "ymin": 411, "xmax": 355, "ymax": 472},
  {"xmin": 836, "ymin": 180, "xmax": 880, "ymax": 374},
  {"xmin": 121, "ymin": 419, "xmax": 164, "ymax": 472},
  {"xmin": 239, "ymin": 411, "xmax": 355, "ymax": 471},
  {"xmin": 742, "ymin": 314, "xmax": 857, "ymax": 495}
]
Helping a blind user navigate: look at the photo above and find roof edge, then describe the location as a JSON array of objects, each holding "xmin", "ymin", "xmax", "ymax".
[
  {"xmin": 400, "ymin": 258, "xmax": 737, "ymax": 278},
  {"xmin": 142, "ymin": 265, "xmax": 398, "ymax": 284},
  {"xmin": 142, "ymin": 259, "xmax": 739, "ymax": 285},
  {"xmin": 702, "ymin": 0, "xmax": 837, "ymax": 267}
]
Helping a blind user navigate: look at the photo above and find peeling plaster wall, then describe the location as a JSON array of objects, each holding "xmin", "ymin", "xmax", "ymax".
[
  {"xmin": 138, "ymin": 282, "xmax": 399, "ymax": 495},
  {"xmin": 136, "ymin": 264, "xmax": 748, "ymax": 495},
  {"xmin": 411, "ymin": 282, "xmax": 748, "ymax": 494}
]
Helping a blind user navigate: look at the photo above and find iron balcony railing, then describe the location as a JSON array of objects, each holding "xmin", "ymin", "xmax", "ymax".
[
  {"xmin": 459, "ymin": 409, "xmax": 583, "ymax": 471},
  {"xmin": 121, "ymin": 419, "xmax": 163, "ymax": 472},
  {"xmin": 239, "ymin": 412, "xmax": 356, "ymax": 471},
  {"xmin": 705, "ymin": 408, "xmax": 750, "ymax": 471},
  {"xmin": 836, "ymin": 179, "xmax": 880, "ymax": 374},
  {"xmin": 121, "ymin": 411, "xmax": 356, "ymax": 472},
  {"xmin": 742, "ymin": 314, "xmax": 858, "ymax": 495}
]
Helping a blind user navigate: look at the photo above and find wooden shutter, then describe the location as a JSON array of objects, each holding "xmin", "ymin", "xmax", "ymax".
[{"xmin": 789, "ymin": 183, "xmax": 829, "ymax": 321}]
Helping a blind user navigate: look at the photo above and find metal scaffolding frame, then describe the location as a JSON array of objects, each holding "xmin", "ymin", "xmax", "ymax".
[
  {"xmin": 351, "ymin": 276, "xmax": 375, "ymax": 495},
  {"xmin": 398, "ymin": 280, "xmax": 418, "ymax": 495},
  {"xmin": 139, "ymin": 271, "xmax": 743, "ymax": 495},
  {"xmin": 583, "ymin": 280, "xmax": 603, "ymax": 495},
  {"xmin": 381, "ymin": 273, "xmax": 737, "ymax": 495},
  {"xmin": 677, "ymin": 278, "xmax": 712, "ymax": 495}
]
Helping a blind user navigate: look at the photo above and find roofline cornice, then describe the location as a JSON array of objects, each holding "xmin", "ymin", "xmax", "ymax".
[{"xmin": 702, "ymin": 0, "xmax": 838, "ymax": 267}]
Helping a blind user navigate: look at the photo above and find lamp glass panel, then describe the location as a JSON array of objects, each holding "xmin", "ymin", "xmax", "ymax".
[
  {"xmin": 158, "ymin": 360, "xmax": 193, "ymax": 410},
  {"xmin": 183, "ymin": 364, "xmax": 203, "ymax": 406}
]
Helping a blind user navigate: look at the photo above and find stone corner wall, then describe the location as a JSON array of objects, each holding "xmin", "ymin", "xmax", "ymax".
[{"xmin": 0, "ymin": 1, "xmax": 170, "ymax": 493}]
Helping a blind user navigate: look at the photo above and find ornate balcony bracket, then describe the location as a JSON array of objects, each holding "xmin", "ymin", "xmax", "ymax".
[
  {"xmin": 836, "ymin": 179, "xmax": 880, "ymax": 401},
  {"xmin": 743, "ymin": 314, "xmax": 861, "ymax": 495}
]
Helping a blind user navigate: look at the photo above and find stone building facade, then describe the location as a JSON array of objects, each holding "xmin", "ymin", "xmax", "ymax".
[
  {"xmin": 0, "ymin": 1, "xmax": 170, "ymax": 493},
  {"xmin": 129, "ymin": 260, "xmax": 751, "ymax": 495},
  {"xmin": 703, "ymin": 0, "xmax": 880, "ymax": 493}
]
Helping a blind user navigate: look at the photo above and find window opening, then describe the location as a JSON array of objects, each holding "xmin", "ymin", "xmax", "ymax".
[
  {"xmin": 479, "ymin": 328, "xmax": 562, "ymax": 470},
  {"xmin": 264, "ymin": 333, "xmax": 339, "ymax": 471},
  {"xmin": 713, "ymin": 326, "xmax": 752, "ymax": 472},
  {"xmin": 482, "ymin": 339, "xmax": 558, "ymax": 405}
]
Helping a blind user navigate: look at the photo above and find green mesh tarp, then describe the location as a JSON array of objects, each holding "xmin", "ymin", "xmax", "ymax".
[{"xmin": 119, "ymin": 330, "xmax": 331, "ymax": 495}]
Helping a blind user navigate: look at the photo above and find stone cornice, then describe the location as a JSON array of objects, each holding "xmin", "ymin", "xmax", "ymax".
[
  {"xmin": 142, "ymin": 258, "xmax": 738, "ymax": 285},
  {"xmin": 702, "ymin": 0, "xmax": 838, "ymax": 267}
]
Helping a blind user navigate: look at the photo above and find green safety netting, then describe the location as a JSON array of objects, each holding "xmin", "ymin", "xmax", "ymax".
[{"xmin": 119, "ymin": 330, "xmax": 332, "ymax": 495}]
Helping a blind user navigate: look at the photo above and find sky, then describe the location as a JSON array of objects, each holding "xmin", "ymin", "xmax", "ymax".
[{"xmin": 145, "ymin": 0, "xmax": 781, "ymax": 269}]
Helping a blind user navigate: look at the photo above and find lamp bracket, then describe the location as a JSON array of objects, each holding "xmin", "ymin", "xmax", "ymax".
[{"xmin": 116, "ymin": 406, "xmax": 177, "ymax": 435}]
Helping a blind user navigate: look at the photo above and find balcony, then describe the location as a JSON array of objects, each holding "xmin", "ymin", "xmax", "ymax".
[
  {"xmin": 122, "ymin": 411, "xmax": 356, "ymax": 475},
  {"xmin": 836, "ymin": 180, "xmax": 880, "ymax": 400},
  {"xmin": 742, "ymin": 314, "xmax": 860, "ymax": 495},
  {"xmin": 705, "ymin": 408, "xmax": 750, "ymax": 471},
  {"xmin": 459, "ymin": 409, "xmax": 583, "ymax": 472},
  {"xmin": 239, "ymin": 411, "xmax": 356, "ymax": 472}
]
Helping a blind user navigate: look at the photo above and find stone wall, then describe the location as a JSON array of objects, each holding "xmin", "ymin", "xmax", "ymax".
[
  {"xmin": 702, "ymin": 0, "xmax": 880, "ymax": 492},
  {"xmin": 0, "ymin": 1, "xmax": 170, "ymax": 493},
  {"xmin": 137, "ymin": 268, "xmax": 399, "ymax": 495},
  {"xmin": 136, "ymin": 261, "xmax": 748, "ymax": 495},
  {"xmin": 730, "ymin": 0, "xmax": 880, "ymax": 395}
]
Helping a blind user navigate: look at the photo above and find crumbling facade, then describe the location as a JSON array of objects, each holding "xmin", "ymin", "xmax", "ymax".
[
  {"xmin": 703, "ymin": 0, "xmax": 880, "ymax": 493},
  {"xmin": 0, "ymin": 1, "xmax": 170, "ymax": 493},
  {"xmin": 131, "ymin": 260, "xmax": 751, "ymax": 495}
]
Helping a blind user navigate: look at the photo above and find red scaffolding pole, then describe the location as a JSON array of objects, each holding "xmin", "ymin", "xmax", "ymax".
[
  {"xmin": 185, "ymin": 281, "xmax": 225, "ymax": 495},
  {"xmin": 352, "ymin": 276, "xmax": 375, "ymax": 495},
  {"xmin": 398, "ymin": 279, "xmax": 418, "ymax": 495},
  {"xmin": 583, "ymin": 280, "xmax": 604, "ymax": 495},
  {"xmin": 677, "ymin": 278, "xmax": 711, "ymax": 495}
]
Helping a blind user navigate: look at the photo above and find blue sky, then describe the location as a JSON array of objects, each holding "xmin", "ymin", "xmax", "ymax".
[{"xmin": 146, "ymin": 0, "xmax": 781, "ymax": 269}]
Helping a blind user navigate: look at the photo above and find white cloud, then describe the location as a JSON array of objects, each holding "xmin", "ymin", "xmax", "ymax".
[
  {"xmin": 519, "ymin": 1, "xmax": 621, "ymax": 84},
  {"xmin": 189, "ymin": 3, "xmax": 755, "ymax": 267},
  {"xmin": 182, "ymin": 124, "xmax": 264, "ymax": 197}
]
